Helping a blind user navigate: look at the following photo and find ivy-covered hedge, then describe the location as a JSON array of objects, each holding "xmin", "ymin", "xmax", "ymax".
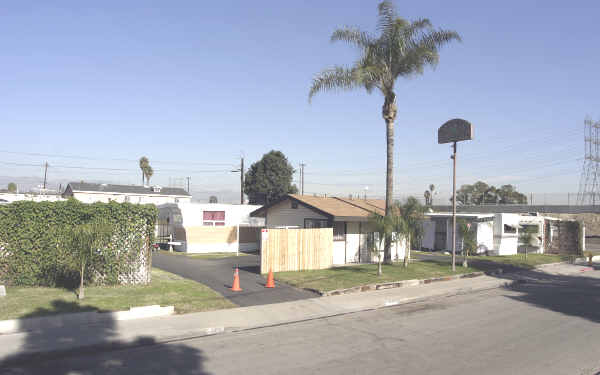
[{"xmin": 0, "ymin": 199, "xmax": 157, "ymax": 287}]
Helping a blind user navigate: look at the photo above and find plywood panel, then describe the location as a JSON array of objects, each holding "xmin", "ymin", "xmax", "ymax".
[
  {"xmin": 184, "ymin": 226, "xmax": 237, "ymax": 244},
  {"xmin": 260, "ymin": 228, "xmax": 333, "ymax": 273}
]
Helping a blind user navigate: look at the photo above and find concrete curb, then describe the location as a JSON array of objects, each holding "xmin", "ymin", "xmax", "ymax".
[
  {"xmin": 0, "ymin": 305, "xmax": 174, "ymax": 335},
  {"xmin": 317, "ymin": 271, "xmax": 490, "ymax": 297},
  {"xmin": 533, "ymin": 256, "xmax": 600, "ymax": 268}
]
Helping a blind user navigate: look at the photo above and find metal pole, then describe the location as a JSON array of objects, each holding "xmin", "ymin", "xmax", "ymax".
[
  {"xmin": 240, "ymin": 157, "xmax": 244, "ymax": 204},
  {"xmin": 43, "ymin": 162, "xmax": 48, "ymax": 191},
  {"xmin": 452, "ymin": 142, "xmax": 457, "ymax": 272}
]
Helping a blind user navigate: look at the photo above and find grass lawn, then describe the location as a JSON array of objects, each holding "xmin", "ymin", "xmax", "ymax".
[
  {"xmin": 0, "ymin": 268, "xmax": 235, "ymax": 321},
  {"xmin": 274, "ymin": 260, "xmax": 480, "ymax": 293},
  {"xmin": 417, "ymin": 251, "xmax": 572, "ymax": 269},
  {"xmin": 467, "ymin": 254, "xmax": 572, "ymax": 269},
  {"xmin": 158, "ymin": 249, "xmax": 254, "ymax": 259}
]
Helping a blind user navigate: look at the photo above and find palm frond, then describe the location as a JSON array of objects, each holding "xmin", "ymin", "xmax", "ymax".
[
  {"xmin": 377, "ymin": 1, "xmax": 398, "ymax": 35},
  {"xmin": 308, "ymin": 66, "xmax": 361, "ymax": 102},
  {"xmin": 331, "ymin": 26, "xmax": 374, "ymax": 48},
  {"xmin": 420, "ymin": 29, "xmax": 462, "ymax": 52},
  {"xmin": 409, "ymin": 18, "xmax": 433, "ymax": 31}
]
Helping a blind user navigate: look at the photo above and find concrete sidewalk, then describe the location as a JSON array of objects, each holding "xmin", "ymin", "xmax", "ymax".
[{"xmin": 0, "ymin": 273, "xmax": 517, "ymax": 366}]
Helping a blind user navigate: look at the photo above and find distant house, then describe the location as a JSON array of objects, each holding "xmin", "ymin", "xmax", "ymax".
[
  {"xmin": 0, "ymin": 191, "xmax": 64, "ymax": 203},
  {"xmin": 250, "ymin": 194, "xmax": 407, "ymax": 265},
  {"xmin": 62, "ymin": 182, "xmax": 191, "ymax": 205}
]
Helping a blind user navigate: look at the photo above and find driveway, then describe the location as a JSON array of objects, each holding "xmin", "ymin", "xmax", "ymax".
[{"xmin": 152, "ymin": 252, "xmax": 317, "ymax": 307}]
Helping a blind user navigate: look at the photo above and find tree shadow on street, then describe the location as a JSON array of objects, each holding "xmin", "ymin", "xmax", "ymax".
[
  {"xmin": 491, "ymin": 267, "xmax": 600, "ymax": 324},
  {"xmin": 0, "ymin": 299, "xmax": 211, "ymax": 374}
]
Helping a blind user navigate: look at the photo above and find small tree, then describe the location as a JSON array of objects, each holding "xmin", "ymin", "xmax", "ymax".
[
  {"xmin": 390, "ymin": 205, "xmax": 409, "ymax": 264},
  {"xmin": 394, "ymin": 197, "xmax": 425, "ymax": 268},
  {"xmin": 368, "ymin": 213, "xmax": 391, "ymax": 276},
  {"xmin": 7, "ymin": 183, "xmax": 17, "ymax": 193},
  {"xmin": 519, "ymin": 225, "xmax": 537, "ymax": 260},
  {"xmin": 457, "ymin": 219, "xmax": 476, "ymax": 267},
  {"xmin": 66, "ymin": 220, "xmax": 113, "ymax": 299}
]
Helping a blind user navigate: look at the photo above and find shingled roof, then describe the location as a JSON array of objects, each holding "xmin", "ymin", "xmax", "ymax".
[
  {"xmin": 66, "ymin": 182, "xmax": 190, "ymax": 197},
  {"xmin": 250, "ymin": 194, "xmax": 386, "ymax": 221}
]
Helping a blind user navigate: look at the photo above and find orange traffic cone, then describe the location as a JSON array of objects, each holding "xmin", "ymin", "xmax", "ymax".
[
  {"xmin": 265, "ymin": 268, "xmax": 275, "ymax": 288},
  {"xmin": 231, "ymin": 267, "xmax": 242, "ymax": 292}
]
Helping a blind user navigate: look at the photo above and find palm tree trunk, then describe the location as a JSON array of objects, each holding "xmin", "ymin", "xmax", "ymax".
[
  {"xmin": 78, "ymin": 262, "xmax": 85, "ymax": 300},
  {"xmin": 383, "ymin": 93, "xmax": 397, "ymax": 264},
  {"xmin": 462, "ymin": 239, "xmax": 468, "ymax": 267},
  {"xmin": 403, "ymin": 234, "xmax": 410, "ymax": 267}
]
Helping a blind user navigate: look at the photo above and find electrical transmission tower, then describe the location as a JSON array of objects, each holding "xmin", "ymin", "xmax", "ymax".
[{"xmin": 577, "ymin": 117, "xmax": 600, "ymax": 205}]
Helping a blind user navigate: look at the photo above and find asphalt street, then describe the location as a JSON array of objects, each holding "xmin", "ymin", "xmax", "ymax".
[
  {"xmin": 152, "ymin": 252, "xmax": 317, "ymax": 307},
  {"xmin": 4, "ymin": 266, "xmax": 600, "ymax": 375}
]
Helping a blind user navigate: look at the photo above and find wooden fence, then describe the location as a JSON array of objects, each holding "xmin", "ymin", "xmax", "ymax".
[{"xmin": 260, "ymin": 228, "xmax": 333, "ymax": 273}]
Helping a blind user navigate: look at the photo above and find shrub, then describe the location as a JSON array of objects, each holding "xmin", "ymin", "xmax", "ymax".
[{"xmin": 0, "ymin": 199, "xmax": 157, "ymax": 287}]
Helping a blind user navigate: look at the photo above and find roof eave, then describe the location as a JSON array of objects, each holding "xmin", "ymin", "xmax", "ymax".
[{"xmin": 333, "ymin": 216, "xmax": 370, "ymax": 222}]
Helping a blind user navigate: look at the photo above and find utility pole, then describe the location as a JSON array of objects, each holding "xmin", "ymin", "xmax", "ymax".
[
  {"xmin": 240, "ymin": 157, "xmax": 244, "ymax": 204},
  {"xmin": 299, "ymin": 163, "xmax": 306, "ymax": 195},
  {"xmin": 186, "ymin": 177, "xmax": 191, "ymax": 193},
  {"xmin": 231, "ymin": 156, "xmax": 245, "ymax": 204},
  {"xmin": 43, "ymin": 162, "xmax": 48, "ymax": 191}
]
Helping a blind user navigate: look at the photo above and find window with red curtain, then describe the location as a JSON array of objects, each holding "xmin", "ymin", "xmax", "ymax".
[{"xmin": 203, "ymin": 211, "xmax": 225, "ymax": 221}]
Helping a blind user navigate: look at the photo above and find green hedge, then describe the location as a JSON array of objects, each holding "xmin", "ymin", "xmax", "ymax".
[{"xmin": 0, "ymin": 199, "xmax": 157, "ymax": 287}]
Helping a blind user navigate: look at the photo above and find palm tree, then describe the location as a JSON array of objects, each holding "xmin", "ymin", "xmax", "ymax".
[
  {"xmin": 145, "ymin": 166, "xmax": 154, "ymax": 186},
  {"xmin": 429, "ymin": 184, "xmax": 435, "ymax": 205},
  {"xmin": 139, "ymin": 157, "xmax": 149, "ymax": 185},
  {"xmin": 309, "ymin": 1, "xmax": 461, "ymax": 263}
]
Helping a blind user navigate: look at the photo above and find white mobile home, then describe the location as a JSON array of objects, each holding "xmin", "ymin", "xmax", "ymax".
[
  {"xmin": 250, "ymin": 194, "xmax": 407, "ymax": 265},
  {"xmin": 422, "ymin": 212, "xmax": 561, "ymax": 255},
  {"xmin": 422, "ymin": 213, "xmax": 495, "ymax": 254},
  {"xmin": 157, "ymin": 202, "xmax": 265, "ymax": 253}
]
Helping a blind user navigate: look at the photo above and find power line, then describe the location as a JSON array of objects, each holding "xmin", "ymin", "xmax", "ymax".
[{"xmin": 0, "ymin": 149, "xmax": 238, "ymax": 167}]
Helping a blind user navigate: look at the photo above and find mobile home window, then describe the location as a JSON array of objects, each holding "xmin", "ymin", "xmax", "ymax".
[
  {"xmin": 304, "ymin": 218, "xmax": 329, "ymax": 228},
  {"xmin": 333, "ymin": 222, "xmax": 345, "ymax": 241},
  {"xmin": 520, "ymin": 224, "xmax": 539, "ymax": 233},
  {"xmin": 203, "ymin": 211, "xmax": 225, "ymax": 226}
]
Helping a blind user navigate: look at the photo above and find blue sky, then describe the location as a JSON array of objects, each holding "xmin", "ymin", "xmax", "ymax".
[{"xmin": 1, "ymin": 1, "xmax": 598, "ymax": 202}]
